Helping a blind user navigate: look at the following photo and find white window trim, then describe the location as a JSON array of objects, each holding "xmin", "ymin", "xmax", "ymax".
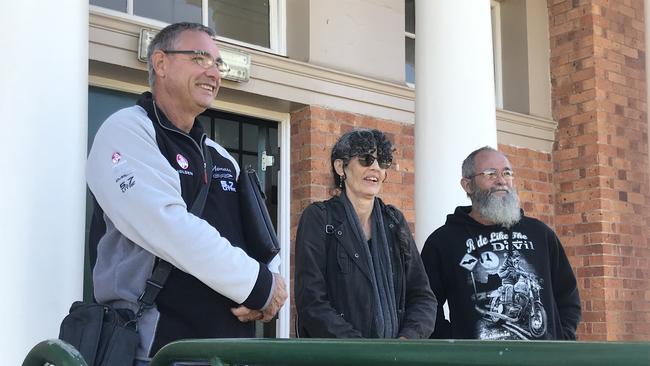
[
  {"xmin": 491, "ymin": 0, "xmax": 503, "ymax": 109},
  {"xmin": 91, "ymin": 0, "xmax": 286, "ymax": 56}
]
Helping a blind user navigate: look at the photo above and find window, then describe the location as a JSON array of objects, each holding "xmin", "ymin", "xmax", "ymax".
[
  {"xmin": 209, "ymin": 0, "xmax": 271, "ymax": 48},
  {"xmin": 134, "ymin": 0, "xmax": 202, "ymax": 24},
  {"xmin": 405, "ymin": 0, "xmax": 415, "ymax": 86},
  {"xmin": 90, "ymin": 0, "xmax": 285, "ymax": 54},
  {"xmin": 491, "ymin": 1, "xmax": 503, "ymax": 109}
]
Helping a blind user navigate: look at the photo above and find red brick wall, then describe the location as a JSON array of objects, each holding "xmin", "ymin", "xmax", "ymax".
[
  {"xmin": 288, "ymin": 105, "xmax": 415, "ymax": 335},
  {"xmin": 548, "ymin": 0, "xmax": 650, "ymax": 340},
  {"xmin": 500, "ymin": 144, "xmax": 555, "ymax": 227}
]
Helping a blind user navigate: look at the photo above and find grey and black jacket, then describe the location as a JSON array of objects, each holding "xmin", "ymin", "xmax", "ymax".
[
  {"xmin": 87, "ymin": 92, "xmax": 277, "ymax": 359},
  {"xmin": 295, "ymin": 195, "xmax": 437, "ymax": 338}
]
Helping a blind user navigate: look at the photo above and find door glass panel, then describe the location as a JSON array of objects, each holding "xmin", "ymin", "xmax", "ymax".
[
  {"xmin": 198, "ymin": 115, "xmax": 212, "ymax": 137},
  {"xmin": 91, "ymin": 0, "xmax": 127, "ymax": 12},
  {"xmin": 242, "ymin": 123, "xmax": 259, "ymax": 153},
  {"xmin": 405, "ymin": 0, "xmax": 415, "ymax": 34},
  {"xmin": 214, "ymin": 118, "xmax": 239, "ymax": 149},
  {"xmin": 134, "ymin": 0, "xmax": 202, "ymax": 24},
  {"xmin": 242, "ymin": 154, "xmax": 258, "ymax": 172},
  {"xmin": 269, "ymin": 127, "xmax": 279, "ymax": 187},
  {"xmin": 406, "ymin": 37, "xmax": 415, "ymax": 84},
  {"xmin": 208, "ymin": 0, "xmax": 270, "ymax": 47}
]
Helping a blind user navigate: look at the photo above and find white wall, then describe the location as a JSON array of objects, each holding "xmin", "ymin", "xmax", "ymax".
[
  {"xmin": 308, "ymin": 0, "xmax": 405, "ymax": 83},
  {"xmin": 0, "ymin": 1, "xmax": 88, "ymax": 364}
]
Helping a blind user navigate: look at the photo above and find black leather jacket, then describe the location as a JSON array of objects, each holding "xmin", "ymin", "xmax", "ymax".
[{"xmin": 295, "ymin": 195, "xmax": 437, "ymax": 338}]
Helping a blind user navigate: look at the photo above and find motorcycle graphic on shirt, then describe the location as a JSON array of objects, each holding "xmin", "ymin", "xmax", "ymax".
[{"xmin": 460, "ymin": 231, "xmax": 547, "ymax": 340}]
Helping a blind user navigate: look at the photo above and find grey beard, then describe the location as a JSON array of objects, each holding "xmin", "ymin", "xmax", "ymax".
[{"xmin": 471, "ymin": 186, "xmax": 521, "ymax": 228}]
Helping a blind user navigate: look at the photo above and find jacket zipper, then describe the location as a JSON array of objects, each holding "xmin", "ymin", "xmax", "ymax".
[{"xmin": 153, "ymin": 102, "xmax": 209, "ymax": 185}]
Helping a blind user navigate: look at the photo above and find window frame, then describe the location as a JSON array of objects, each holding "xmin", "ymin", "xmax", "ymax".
[
  {"xmin": 405, "ymin": 0, "xmax": 415, "ymax": 88},
  {"xmin": 90, "ymin": 0, "xmax": 286, "ymax": 55},
  {"xmin": 491, "ymin": 0, "xmax": 504, "ymax": 109}
]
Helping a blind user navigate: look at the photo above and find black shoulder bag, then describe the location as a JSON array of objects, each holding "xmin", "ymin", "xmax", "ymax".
[
  {"xmin": 59, "ymin": 144, "xmax": 213, "ymax": 366},
  {"xmin": 238, "ymin": 166, "xmax": 280, "ymax": 264}
]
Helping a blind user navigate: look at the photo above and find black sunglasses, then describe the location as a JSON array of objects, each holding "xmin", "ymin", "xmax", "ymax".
[{"xmin": 355, "ymin": 153, "xmax": 392, "ymax": 169}]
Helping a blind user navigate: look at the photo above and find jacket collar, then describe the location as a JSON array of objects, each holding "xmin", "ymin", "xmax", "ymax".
[
  {"xmin": 137, "ymin": 91, "xmax": 206, "ymax": 143},
  {"xmin": 326, "ymin": 195, "xmax": 397, "ymax": 282}
]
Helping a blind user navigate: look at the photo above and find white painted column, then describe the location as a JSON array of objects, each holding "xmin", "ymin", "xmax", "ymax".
[
  {"xmin": 0, "ymin": 2, "xmax": 88, "ymax": 364},
  {"xmin": 414, "ymin": 0, "xmax": 498, "ymax": 248}
]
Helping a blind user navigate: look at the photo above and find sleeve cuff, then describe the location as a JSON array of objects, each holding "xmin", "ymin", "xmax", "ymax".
[{"xmin": 241, "ymin": 264, "xmax": 273, "ymax": 310}]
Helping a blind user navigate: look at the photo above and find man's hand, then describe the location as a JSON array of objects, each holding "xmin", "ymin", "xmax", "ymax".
[
  {"xmin": 231, "ymin": 273, "xmax": 287, "ymax": 323},
  {"xmin": 231, "ymin": 305, "xmax": 263, "ymax": 322},
  {"xmin": 261, "ymin": 272, "xmax": 287, "ymax": 322}
]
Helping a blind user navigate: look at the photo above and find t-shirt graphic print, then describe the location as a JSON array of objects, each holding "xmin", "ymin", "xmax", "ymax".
[{"xmin": 461, "ymin": 230, "xmax": 547, "ymax": 340}]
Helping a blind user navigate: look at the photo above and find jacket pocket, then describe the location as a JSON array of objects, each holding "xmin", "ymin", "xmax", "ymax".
[{"xmin": 336, "ymin": 245, "xmax": 352, "ymax": 274}]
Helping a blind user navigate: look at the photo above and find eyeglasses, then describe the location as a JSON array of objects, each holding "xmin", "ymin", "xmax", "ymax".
[
  {"xmin": 355, "ymin": 154, "xmax": 392, "ymax": 169},
  {"xmin": 468, "ymin": 168, "xmax": 515, "ymax": 180},
  {"xmin": 161, "ymin": 50, "xmax": 231, "ymax": 75}
]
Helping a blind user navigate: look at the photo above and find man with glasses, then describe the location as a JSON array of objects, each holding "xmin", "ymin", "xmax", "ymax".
[
  {"xmin": 86, "ymin": 22, "xmax": 287, "ymax": 365},
  {"xmin": 421, "ymin": 146, "xmax": 581, "ymax": 340}
]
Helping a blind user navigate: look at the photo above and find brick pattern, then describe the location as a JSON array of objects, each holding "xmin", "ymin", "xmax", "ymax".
[
  {"xmin": 548, "ymin": 0, "xmax": 650, "ymax": 340},
  {"xmin": 499, "ymin": 145, "xmax": 555, "ymax": 227},
  {"xmin": 288, "ymin": 105, "xmax": 415, "ymax": 335}
]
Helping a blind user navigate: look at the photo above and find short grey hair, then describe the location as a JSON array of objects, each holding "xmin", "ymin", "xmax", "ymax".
[
  {"xmin": 147, "ymin": 22, "xmax": 216, "ymax": 88},
  {"xmin": 461, "ymin": 146, "xmax": 500, "ymax": 178}
]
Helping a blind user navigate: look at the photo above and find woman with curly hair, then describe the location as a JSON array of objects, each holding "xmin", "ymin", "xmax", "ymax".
[{"xmin": 295, "ymin": 129, "xmax": 437, "ymax": 338}]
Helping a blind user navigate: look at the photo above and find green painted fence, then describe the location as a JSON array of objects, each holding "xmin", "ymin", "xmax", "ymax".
[
  {"xmin": 23, "ymin": 338, "xmax": 650, "ymax": 366},
  {"xmin": 149, "ymin": 338, "xmax": 650, "ymax": 366},
  {"xmin": 22, "ymin": 339, "xmax": 88, "ymax": 366}
]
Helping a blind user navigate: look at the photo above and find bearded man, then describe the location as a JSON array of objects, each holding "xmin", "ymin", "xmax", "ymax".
[{"xmin": 421, "ymin": 146, "xmax": 581, "ymax": 340}]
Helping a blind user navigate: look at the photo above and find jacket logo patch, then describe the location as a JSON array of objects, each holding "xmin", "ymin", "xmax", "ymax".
[
  {"xmin": 111, "ymin": 152, "xmax": 121, "ymax": 164},
  {"xmin": 212, "ymin": 166, "xmax": 233, "ymax": 179},
  {"xmin": 119, "ymin": 176, "xmax": 135, "ymax": 192},
  {"xmin": 176, "ymin": 154, "xmax": 189, "ymax": 169},
  {"xmin": 220, "ymin": 180, "xmax": 236, "ymax": 192},
  {"xmin": 112, "ymin": 157, "xmax": 135, "ymax": 194},
  {"xmin": 113, "ymin": 164, "xmax": 136, "ymax": 194}
]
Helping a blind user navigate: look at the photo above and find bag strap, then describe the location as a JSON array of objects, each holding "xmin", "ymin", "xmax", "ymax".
[{"xmin": 135, "ymin": 139, "xmax": 213, "ymax": 319}]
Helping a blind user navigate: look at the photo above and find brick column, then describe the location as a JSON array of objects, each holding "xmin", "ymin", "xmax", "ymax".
[{"xmin": 548, "ymin": 0, "xmax": 650, "ymax": 340}]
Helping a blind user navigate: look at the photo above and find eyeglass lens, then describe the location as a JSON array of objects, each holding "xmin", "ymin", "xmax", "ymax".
[
  {"xmin": 163, "ymin": 50, "xmax": 229, "ymax": 73},
  {"xmin": 357, "ymin": 154, "xmax": 392, "ymax": 169},
  {"xmin": 481, "ymin": 169, "xmax": 514, "ymax": 179}
]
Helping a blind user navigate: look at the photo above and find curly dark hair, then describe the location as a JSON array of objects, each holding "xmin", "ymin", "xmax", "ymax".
[{"xmin": 330, "ymin": 129, "xmax": 394, "ymax": 189}]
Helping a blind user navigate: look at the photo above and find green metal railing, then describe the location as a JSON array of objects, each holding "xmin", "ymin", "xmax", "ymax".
[
  {"xmin": 22, "ymin": 339, "xmax": 88, "ymax": 366},
  {"xmin": 22, "ymin": 338, "xmax": 650, "ymax": 366},
  {"xmin": 150, "ymin": 338, "xmax": 650, "ymax": 366}
]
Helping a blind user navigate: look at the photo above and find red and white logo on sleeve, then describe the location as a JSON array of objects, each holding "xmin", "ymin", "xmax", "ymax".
[
  {"xmin": 111, "ymin": 152, "xmax": 122, "ymax": 164},
  {"xmin": 176, "ymin": 154, "xmax": 189, "ymax": 169}
]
